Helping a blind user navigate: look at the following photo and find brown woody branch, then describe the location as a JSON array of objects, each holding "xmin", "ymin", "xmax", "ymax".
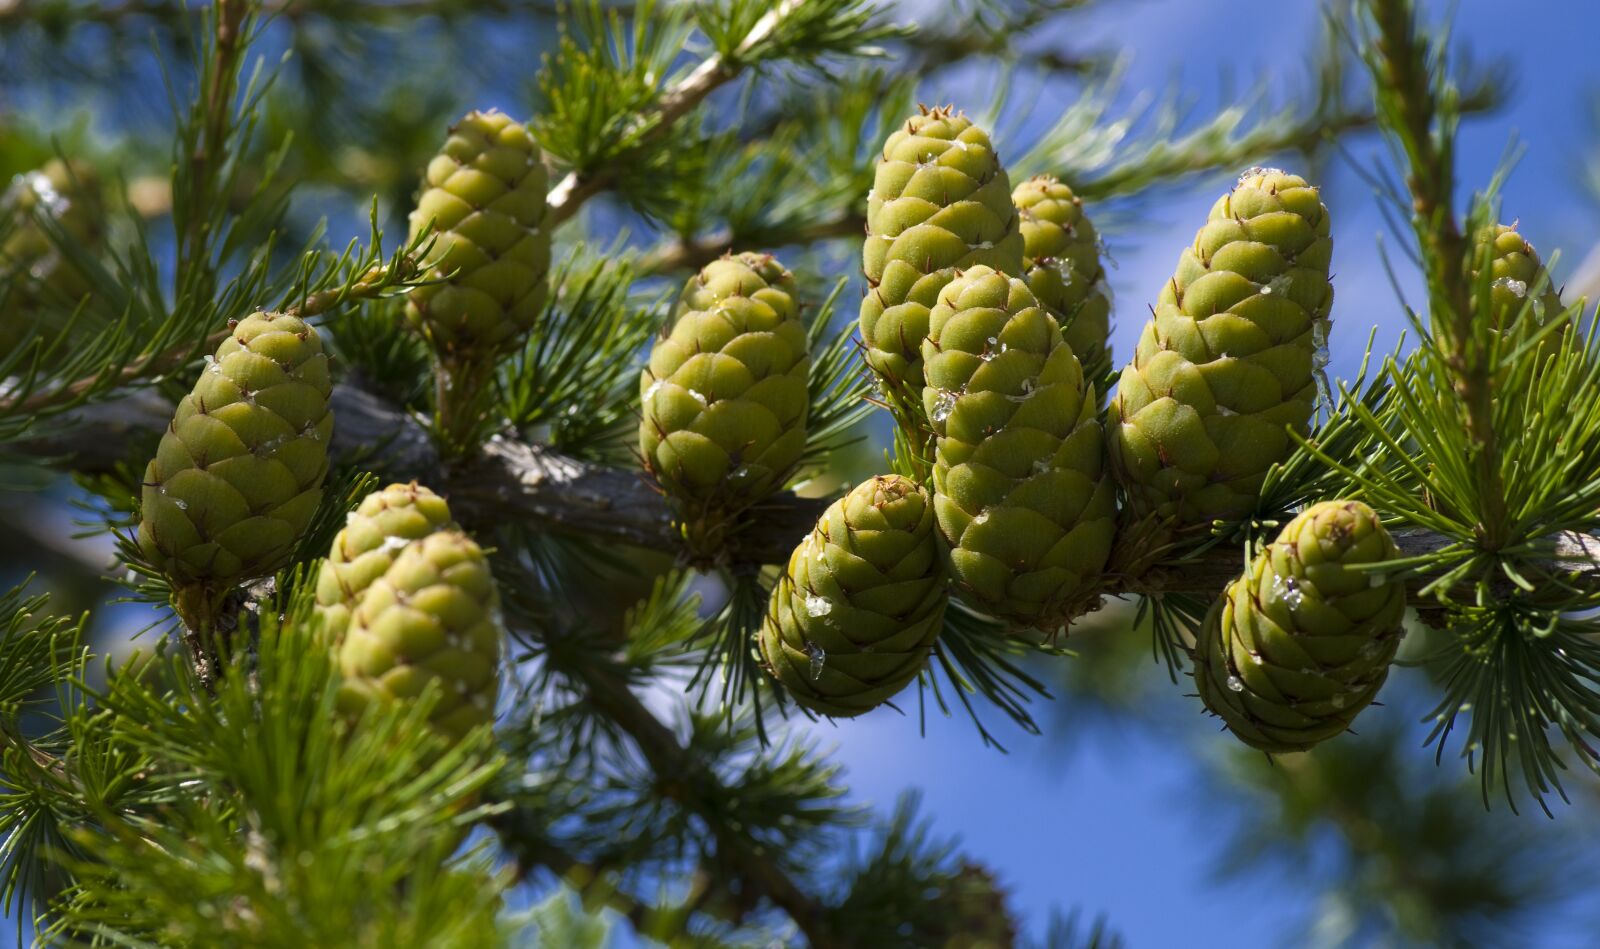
[{"xmin": 20, "ymin": 381, "xmax": 1600, "ymax": 597}]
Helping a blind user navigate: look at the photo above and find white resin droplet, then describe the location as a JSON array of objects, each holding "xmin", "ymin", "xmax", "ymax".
[
  {"xmin": 805, "ymin": 641, "xmax": 826, "ymax": 681},
  {"xmin": 1237, "ymin": 166, "xmax": 1286, "ymax": 186},
  {"xmin": 804, "ymin": 595, "xmax": 832, "ymax": 618},
  {"xmin": 929, "ymin": 389, "xmax": 957, "ymax": 423},
  {"xmin": 1226, "ymin": 675, "xmax": 1245, "ymax": 693},
  {"xmin": 1493, "ymin": 276, "xmax": 1528, "ymax": 299},
  {"xmin": 1273, "ymin": 575, "xmax": 1305, "ymax": 610}
]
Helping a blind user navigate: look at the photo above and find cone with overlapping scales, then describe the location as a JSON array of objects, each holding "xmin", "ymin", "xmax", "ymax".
[
  {"xmin": 639, "ymin": 252, "xmax": 809, "ymax": 560},
  {"xmin": 758, "ymin": 474, "xmax": 946, "ymax": 717},
  {"xmin": 1108, "ymin": 168, "xmax": 1332, "ymax": 534},
  {"xmin": 1474, "ymin": 222, "xmax": 1566, "ymax": 346},
  {"xmin": 861, "ymin": 106, "xmax": 1023, "ymax": 437},
  {"xmin": 313, "ymin": 482, "xmax": 455, "ymax": 642},
  {"xmin": 1193, "ymin": 500, "xmax": 1405, "ymax": 754},
  {"xmin": 336, "ymin": 530, "xmax": 503, "ymax": 740},
  {"xmin": 404, "ymin": 109, "xmax": 550, "ymax": 357},
  {"xmin": 1013, "ymin": 175, "xmax": 1112, "ymax": 402},
  {"xmin": 922, "ymin": 265, "xmax": 1115, "ymax": 630},
  {"xmin": 138, "ymin": 311, "xmax": 333, "ymax": 625}
]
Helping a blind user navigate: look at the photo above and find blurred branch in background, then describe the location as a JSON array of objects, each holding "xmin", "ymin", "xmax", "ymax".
[{"xmin": 1207, "ymin": 703, "xmax": 1586, "ymax": 949}]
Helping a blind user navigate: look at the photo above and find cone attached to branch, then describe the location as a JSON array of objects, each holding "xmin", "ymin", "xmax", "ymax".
[
  {"xmin": 922, "ymin": 265, "xmax": 1114, "ymax": 630},
  {"xmin": 860, "ymin": 106, "xmax": 1023, "ymax": 440},
  {"xmin": 337, "ymin": 529, "xmax": 504, "ymax": 740},
  {"xmin": 758, "ymin": 475, "xmax": 947, "ymax": 717},
  {"xmin": 1013, "ymin": 175, "xmax": 1112, "ymax": 402},
  {"xmin": 639, "ymin": 251, "xmax": 809, "ymax": 561},
  {"xmin": 1194, "ymin": 500, "xmax": 1405, "ymax": 754},
  {"xmin": 1108, "ymin": 168, "xmax": 1332, "ymax": 533},
  {"xmin": 405, "ymin": 110, "xmax": 550, "ymax": 451},
  {"xmin": 405, "ymin": 109, "xmax": 550, "ymax": 357},
  {"xmin": 314, "ymin": 482, "xmax": 455, "ymax": 641},
  {"xmin": 138, "ymin": 311, "xmax": 333, "ymax": 626}
]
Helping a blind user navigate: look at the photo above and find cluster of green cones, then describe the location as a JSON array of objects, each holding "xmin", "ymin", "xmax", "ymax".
[
  {"xmin": 643, "ymin": 108, "xmax": 1576, "ymax": 757},
  {"xmin": 125, "ymin": 105, "xmax": 1569, "ymax": 758},
  {"xmin": 132, "ymin": 109, "xmax": 544, "ymax": 745},
  {"xmin": 134, "ymin": 313, "xmax": 504, "ymax": 741}
]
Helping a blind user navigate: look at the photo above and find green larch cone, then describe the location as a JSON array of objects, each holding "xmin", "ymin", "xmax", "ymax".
[
  {"xmin": 313, "ymin": 482, "xmax": 455, "ymax": 641},
  {"xmin": 138, "ymin": 312, "xmax": 333, "ymax": 602},
  {"xmin": 1013, "ymin": 175, "xmax": 1113, "ymax": 401},
  {"xmin": 337, "ymin": 530, "xmax": 504, "ymax": 740},
  {"xmin": 1193, "ymin": 500, "xmax": 1405, "ymax": 754},
  {"xmin": 923, "ymin": 265, "xmax": 1115, "ymax": 630},
  {"xmin": 1108, "ymin": 168, "xmax": 1332, "ymax": 531},
  {"xmin": 640, "ymin": 252, "xmax": 809, "ymax": 556},
  {"xmin": 757, "ymin": 474, "xmax": 946, "ymax": 717},
  {"xmin": 860, "ymin": 106, "xmax": 1023, "ymax": 428},
  {"xmin": 405, "ymin": 109, "xmax": 550, "ymax": 357},
  {"xmin": 1474, "ymin": 222, "xmax": 1566, "ymax": 334},
  {"xmin": 1, "ymin": 159, "xmax": 104, "ymax": 348}
]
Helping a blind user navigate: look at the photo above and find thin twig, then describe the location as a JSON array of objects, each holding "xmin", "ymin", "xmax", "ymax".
[
  {"xmin": 1367, "ymin": 0, "xmax": 1508, "ymax": 549},
  {"xmin": 0, "ymin": 259, "xmax": 412, "ymax": 417},
  {"xmin": 544, "ymin": 0, "xmax": 810, "ymax": 229}
]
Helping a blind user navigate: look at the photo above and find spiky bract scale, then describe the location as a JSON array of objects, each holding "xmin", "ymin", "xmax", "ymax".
[
  {"xmin": 138, "ymin": 311, "xmax": 332, "ymax": 590},
  {"xmin": 405, "ymin": 110, "xmax": 550, "ymax": 356},
  {"xmin": 923, "ymin": 265, "xmax": 1114, "ymax": 629},
  {"xmin": 639, "ymin": 252, "xmax": 809, "ymax": 551},
  {"xmin": 860, "ymin": 106, "xmax": 1023, "ymax": 419},
  {"xmin": 759, "ymin": 475, "xmax": 946, "ymax": 717},
  {"xmin": 1108, "ymin": 168, "xmax": 1332, "ymax": 531},
  {"xmin": 1194, "ymin": 500, "xmax": 1405, "ymax": 753},
  {"xmin": 314, "ymin": 482, "xmax": 455, "ymax": 641},
  {"xmin": 1013, "ymin": 175, "xmax": 1113, "ymax": 399},
  {"xmin": 337, "ymin": 530, "xmax": 504, "ymax": 740}
]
